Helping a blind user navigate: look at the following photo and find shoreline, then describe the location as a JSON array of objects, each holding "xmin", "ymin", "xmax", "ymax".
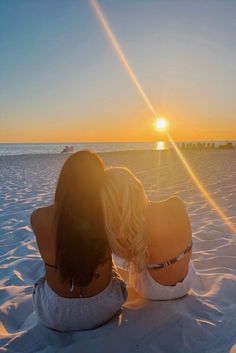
[{"xmin": 0, "ymin": 147, "xmax": 235, "ymax": 159}]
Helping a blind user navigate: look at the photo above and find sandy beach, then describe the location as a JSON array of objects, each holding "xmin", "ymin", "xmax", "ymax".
[{"xmin": 1, "ymin": 149, "xmax": 236, "ymax": 353}]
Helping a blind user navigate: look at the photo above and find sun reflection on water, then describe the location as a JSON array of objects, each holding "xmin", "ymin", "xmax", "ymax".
[{"xmin": 156, "ymin": 141, "xmax": 166, "ymax": 150}]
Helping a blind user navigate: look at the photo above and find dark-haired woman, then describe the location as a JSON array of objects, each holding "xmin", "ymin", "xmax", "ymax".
[{"xmin": 31, "ymin": 151, "xmax": 127, "ymax": 331}]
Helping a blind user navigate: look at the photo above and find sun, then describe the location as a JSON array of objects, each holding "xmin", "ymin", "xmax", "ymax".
[{"xmin": 154, "ymin": 118, "xmax": 169, "ymax": 131}]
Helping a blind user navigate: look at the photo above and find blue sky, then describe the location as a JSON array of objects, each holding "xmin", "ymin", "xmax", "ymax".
[{"xmin": 0, "ymin": 0, "xmax": 235, "ymax": 142}]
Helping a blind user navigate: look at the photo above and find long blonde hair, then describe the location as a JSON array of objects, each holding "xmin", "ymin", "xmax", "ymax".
[{"xmin": 101, "ymin": 167, "xmax": 149, "ymax": 271}]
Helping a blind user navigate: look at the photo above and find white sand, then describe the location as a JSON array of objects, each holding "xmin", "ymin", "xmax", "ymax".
[{"xmin": 0, "ymin": 150, "xmax": 236, "ymax": 353}]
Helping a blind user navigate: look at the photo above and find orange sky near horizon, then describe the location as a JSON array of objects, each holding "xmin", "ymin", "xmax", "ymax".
[
  {"xmin": 1, "ymin": 96, "xmax": 236, "ymax": 143},
  {"xmin": 1, "ymin": 111, "xmax": 236, "ymax": 143}
]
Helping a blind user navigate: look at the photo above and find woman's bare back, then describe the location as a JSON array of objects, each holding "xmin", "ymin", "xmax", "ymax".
[
  {"xmin": 31, "ymin": 205, "xmax": 112, "ymax": 298},
  {"xmin": 146, "ymin": 197, "xmax": 192, "ymax": 286}
]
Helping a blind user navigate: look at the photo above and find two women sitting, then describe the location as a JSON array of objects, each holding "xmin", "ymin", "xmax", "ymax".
[{"xmin": 31, "ymin": 151, "xmax": 194, "ymax": 331}]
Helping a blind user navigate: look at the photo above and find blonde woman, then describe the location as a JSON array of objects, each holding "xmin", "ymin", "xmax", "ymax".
[{"xmin": 101, "ymin": 167, "xmax": 195, "ymax": 300}]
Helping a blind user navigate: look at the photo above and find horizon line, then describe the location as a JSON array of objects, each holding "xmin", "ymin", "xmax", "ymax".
[{"xmin": 0, "ymin": 139, "xmax": 236, "ymax": 145}]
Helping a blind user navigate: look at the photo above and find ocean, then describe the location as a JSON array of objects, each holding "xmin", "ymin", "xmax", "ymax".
[
  {"xmin": 0, "ymin": 142, "xmax": 165, "ymax": 156},
  {"xmin": 0, "ymin": 141, "xmax": 234, "ymax": 156}
]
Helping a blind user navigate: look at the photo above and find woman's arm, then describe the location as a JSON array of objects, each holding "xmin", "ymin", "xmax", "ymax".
[{"xmin": 30, "ymin": 209, "xmax": 40, "ymax": 235}]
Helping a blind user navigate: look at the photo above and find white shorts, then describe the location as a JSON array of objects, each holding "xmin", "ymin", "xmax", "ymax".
[{"xmin": 133, "ymin": 261, "xmax": 196, "ymax": 300}]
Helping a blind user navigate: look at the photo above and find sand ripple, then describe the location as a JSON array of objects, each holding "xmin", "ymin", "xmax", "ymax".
[{"xmin": 0, "ymin": 151, "xmax": 236, "ymax": 352}]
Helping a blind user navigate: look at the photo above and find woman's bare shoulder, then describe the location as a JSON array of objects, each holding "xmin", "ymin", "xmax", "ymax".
[
  {"xmin": 149, "ymin": 196, "xmax": 187, "ymax": 216},
  {"xmin": 147, "ymin": 197, "xmax": 191, "ymax": 239},
  {"xmin": 147, "ymin": 197, "xmax": 192, "ymax": 259},
  {"xmin": 30, "ymin": 205, "xmax": 55, "ymax": 235}
]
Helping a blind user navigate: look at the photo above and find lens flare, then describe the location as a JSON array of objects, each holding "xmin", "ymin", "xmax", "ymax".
[
  {"xmin": 168, "ymin": 134, "xmax": 236, "ymax": 235},
  {"xmin": 90, "ymin": 0, "xmax": 157, "ymax": 118},
  {"xmin": 91, "ymin": 0, "xmax": 236, "ymax": 235}
]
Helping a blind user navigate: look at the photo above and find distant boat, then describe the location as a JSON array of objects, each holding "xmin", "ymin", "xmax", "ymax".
[
  {"xmin": 61, "ymin": 145, "xmax": 74, "ymax": 153},
  {"xmin": 219, "ymin": 142, "xmax": 234, "ymax": 150}
]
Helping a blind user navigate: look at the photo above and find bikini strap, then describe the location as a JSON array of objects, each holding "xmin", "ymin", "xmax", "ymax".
[
  {"xmin": 45, "ymin": 261, "xmax": 57, "ymax": 269},
  {"xmin": 147, "ymin": 242, "xmax": 192, "ymax": 270}
]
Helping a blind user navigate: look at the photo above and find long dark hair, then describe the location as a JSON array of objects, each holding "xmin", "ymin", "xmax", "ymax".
[{"xmin": 55, "ymin": 151, "xmax": 109, "ymax": 287}]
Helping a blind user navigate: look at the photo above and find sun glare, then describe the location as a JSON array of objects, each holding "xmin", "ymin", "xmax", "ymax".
[
  {"xmin": 91, "ymin": 0, "xmax": 236, "ymax": 236},
  {"xmin": 154, "ymin": 118, "xmax": 169, "ymax": 131}
]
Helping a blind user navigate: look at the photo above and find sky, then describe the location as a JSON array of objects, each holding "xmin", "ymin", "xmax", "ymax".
[{"xmin": 0, "ymin": 0, "xmax": 236, "ymax": 143}]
